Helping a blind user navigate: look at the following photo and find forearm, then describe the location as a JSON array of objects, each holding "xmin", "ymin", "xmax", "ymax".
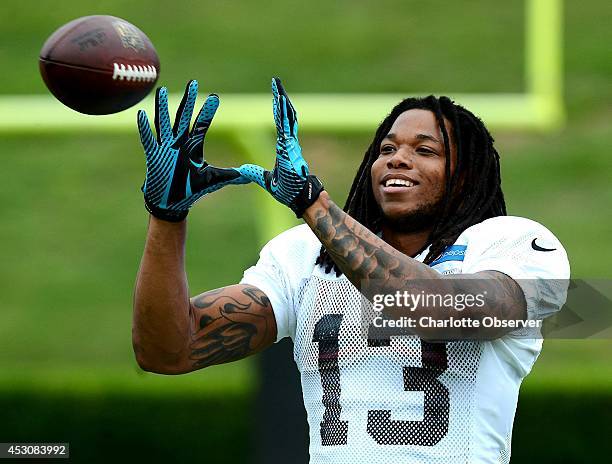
[
  {"xmin": 302, "ymin": 192, "xmax": 525, "ymax": 340},
  {"xmin": 133, "ymin": 216, "xmax": 191, "ymax": 370},
  {"xmin": 303, "ymin": 191, "xmax": 441, "ymax": 291}
]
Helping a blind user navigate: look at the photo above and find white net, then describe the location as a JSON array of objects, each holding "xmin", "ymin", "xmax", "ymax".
[
  {"xmin": 241, "ymin": 219, "xmax": 569, "ymax": 462},
  {"xmin": 294, "ymin": 275, "xmax": 485, "ymax": 463}
]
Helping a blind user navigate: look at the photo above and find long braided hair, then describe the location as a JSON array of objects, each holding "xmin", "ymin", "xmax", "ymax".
[{"xmin": 315, "ymin": 95, "xmax": 506, "ymax": 275}]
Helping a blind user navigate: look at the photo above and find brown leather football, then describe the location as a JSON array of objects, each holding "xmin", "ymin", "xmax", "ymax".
[{"xmin": 39, "ymin": 15, "xmax": 160, "ymax": 115}]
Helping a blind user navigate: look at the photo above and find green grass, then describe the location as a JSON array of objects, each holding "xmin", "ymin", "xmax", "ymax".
[
  {"xmin": 0, "ymin": 133, "xmax": 258, "ymax": 369},
  {"xmin": 1, "ymin": 0, "xmax": 608, "ymax": 116},
  {"xmin": 0, "ymin": 125, "xmax": 611, "ymax": 390},
  {"xmin": 1, "ymin": 0, "xmax": 524, "ymax": 95},
  {"xmin": 0, "ymin": 363, "xmax": 254, "ymax": 396}
]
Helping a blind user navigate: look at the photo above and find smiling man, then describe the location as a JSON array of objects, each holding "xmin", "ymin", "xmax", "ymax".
[{"xmin": 132, "ymin": 79, "xmax": 570, "ymax": 463}]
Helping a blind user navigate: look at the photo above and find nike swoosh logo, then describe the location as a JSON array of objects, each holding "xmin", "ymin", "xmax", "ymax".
[{"xmin": 531, "ymin": 238, "xmax": 556, "ymax": 252}]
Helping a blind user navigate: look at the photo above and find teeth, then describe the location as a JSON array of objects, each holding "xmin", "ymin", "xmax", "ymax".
[{"xmin": 385, "ymin": 179, "xmax": 414, "ymax": 187}]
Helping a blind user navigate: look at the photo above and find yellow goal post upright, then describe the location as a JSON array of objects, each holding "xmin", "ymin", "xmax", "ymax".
[{"xmin": 0, "ymin": 0, "xmax": 563, "ymax": 245}]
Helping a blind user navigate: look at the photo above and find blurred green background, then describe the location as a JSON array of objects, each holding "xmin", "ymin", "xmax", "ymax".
[{"xmin": 1, "ymin": 0, "xmax": 611, "ymax": 462}]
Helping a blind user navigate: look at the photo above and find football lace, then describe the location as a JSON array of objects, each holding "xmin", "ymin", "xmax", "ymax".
[{"xmin": 112, "ymin": 63, "xmax": 157, "ymax": 82}]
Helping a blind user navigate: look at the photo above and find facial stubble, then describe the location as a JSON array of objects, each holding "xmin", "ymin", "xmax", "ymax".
[{"xmin": 379, "ymin": 190, "xmax": 445, "ymax": 234}]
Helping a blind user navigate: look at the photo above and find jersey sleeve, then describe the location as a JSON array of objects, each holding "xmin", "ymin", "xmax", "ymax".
[
  {"xmin": 461, "ymin": 216, "xmax": 570, "ymax": 321},
  {"xmin": 240, "ymin": 237, "xmax": 296, "ymax": 342}
]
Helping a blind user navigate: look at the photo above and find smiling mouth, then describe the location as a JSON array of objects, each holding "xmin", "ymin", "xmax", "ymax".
[
  {"xmin": 380, "ymin": 176, "xmax": 419, "ymax": 193},
  {"xmin": 384, "ymin": 178, "xmax": 415, "ymax": 187}
]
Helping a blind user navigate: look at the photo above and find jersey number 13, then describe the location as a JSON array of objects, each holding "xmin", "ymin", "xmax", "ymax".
[{"xmin": 312, "ymin": 314, "xmax": 450, "ymax": 446}]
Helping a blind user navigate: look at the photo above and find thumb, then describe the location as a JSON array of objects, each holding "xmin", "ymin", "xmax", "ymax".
[
  {"xmin": 237, "ymin": 164, "xmax": 269, "ymax": 189},
  {"xmin": 189, "ymin": 166, "xmax": 250, "ymax": 194}
]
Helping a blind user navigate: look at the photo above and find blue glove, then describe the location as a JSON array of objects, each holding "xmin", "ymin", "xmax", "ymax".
[
  {"xmin": 238, "ymin": 78, "xmax": 324, "ymax": 218},
  {"xmin": 137, "ymin": 80, "xmax": 250, "ymax": 222}
]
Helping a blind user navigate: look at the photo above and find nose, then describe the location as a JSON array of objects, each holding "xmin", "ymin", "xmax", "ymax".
[{"xmin": 386, "ymin": 148, "xmax": 414, "ymax": 170}]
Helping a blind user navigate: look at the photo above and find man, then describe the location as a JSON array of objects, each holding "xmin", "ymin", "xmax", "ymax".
[{"xmin": 133, "ymin": 78, "xmax": 569, "ymax": 463}]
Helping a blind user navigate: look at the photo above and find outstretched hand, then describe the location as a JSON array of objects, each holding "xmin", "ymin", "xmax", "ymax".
[
  {"xmin": 138, "ymin": 80, "xmax": 250, "ymax": 222},
  {"xmin": 238, "ymin": 78, "xmax": 324, "ymax": 218}
]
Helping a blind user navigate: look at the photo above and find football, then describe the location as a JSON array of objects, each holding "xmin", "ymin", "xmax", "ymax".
[{"xmin": 39, "ymin": 15, "xmax": 160, "ymax": 115}]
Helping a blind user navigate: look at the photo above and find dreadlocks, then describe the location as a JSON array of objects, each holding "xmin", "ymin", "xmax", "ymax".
[{"xmin": 315, "ymin": 95, "xmax": 507, "ymax": 276}]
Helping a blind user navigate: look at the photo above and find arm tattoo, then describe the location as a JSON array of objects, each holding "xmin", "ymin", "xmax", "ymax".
[
  {"xmin": 305, "ymin": 195, "xmax": 527, "ymax": 339},
  {"xmin": 189, "ymin": 285, "xmax": 275, "ymax": 368},
  {"xmin": 450, "ymin": 272, "xmax": 526, "ymax": 321},
  {"xmin": 307, "ymin": 196, "xmax": 438, "ymax": 291}
]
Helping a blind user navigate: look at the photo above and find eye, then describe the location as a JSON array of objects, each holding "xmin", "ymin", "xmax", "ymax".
[
  {"xmin": 380, "ymin": 144, "xmax": 396, "ymax": 155},
  {"xmin": 416, "ymin": 146, "xmax": 438, "ymax": 156}
]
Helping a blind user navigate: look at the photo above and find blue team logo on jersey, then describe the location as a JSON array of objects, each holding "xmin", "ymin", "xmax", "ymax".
[{"xmin": 430, "ymin": 245, "xmax": 467, "ymax": 267}]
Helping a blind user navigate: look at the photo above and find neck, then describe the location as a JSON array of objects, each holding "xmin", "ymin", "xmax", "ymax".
[{"xmin": 381, "ymin": 225, "xmax": 432, "ymax": 258}]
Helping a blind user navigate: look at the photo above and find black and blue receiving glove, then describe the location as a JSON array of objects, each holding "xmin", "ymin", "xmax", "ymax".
[
  {"xmin": 137, "ymin": 80, "xmax": 250, "ymax": 222},
  {"xmin": 238, "ymin": 78, "xmax": 324, "ymax": 218}
]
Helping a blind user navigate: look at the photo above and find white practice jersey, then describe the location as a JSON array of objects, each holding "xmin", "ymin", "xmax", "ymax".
[{"xmin": 241, "ymin": 216, "xmax": 570, "ymax": 464}]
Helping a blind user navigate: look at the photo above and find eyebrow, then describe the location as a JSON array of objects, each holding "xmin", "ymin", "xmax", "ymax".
[
  {"xmin": 383, "ymin": 132, "xmax": 442, "ymax": 145},
  {"xmin": 415, "ymin": 133, "xmax": 442, "ymax": 145}
]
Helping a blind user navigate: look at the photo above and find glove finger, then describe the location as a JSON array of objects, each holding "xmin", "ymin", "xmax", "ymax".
[
  {"xmin": 171, "ymin": 167, "xmax": 251, "ymax": 211},
  {"xmin": 186, "ymin": 94, "xmax": 220, "ymax": 164},
  {"xmin": 281, "ymin": 95, "xmax": 294, "ymax": 138},
  {"xmin": 274, "ymin": 78, "xmax": 298, "ymax": 138},
  {"xmin": 238, "ymin": 164, "xmax": 268, "ymax": 189},
  {"xmin": 211, "ymin": 167, "xmax": 252, "ymax": 185},
  {"xmin": 194, "ymin": 166, "xmax": 251, "ymax": 188},
  {"xmin": 271, "ymin": 78, "xmax": 284, "ymax": 136},
  {"xmin": 192, "ymin": 94, "xmax": 220, "ymax": 135},
  {"xmin": 173, "ymin": 80, "xmax": 198, "ymax": 138},
  {"xmin": 154, "ymin": 87, "xmax": 172, "ymax": 144},
  {"xmin": 285, "ymin": 95, "xmax": 298, "ymax": 138},
  {"xmin": 137, "ymin": 110, "xmax": 156, "ymax": 157}
]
